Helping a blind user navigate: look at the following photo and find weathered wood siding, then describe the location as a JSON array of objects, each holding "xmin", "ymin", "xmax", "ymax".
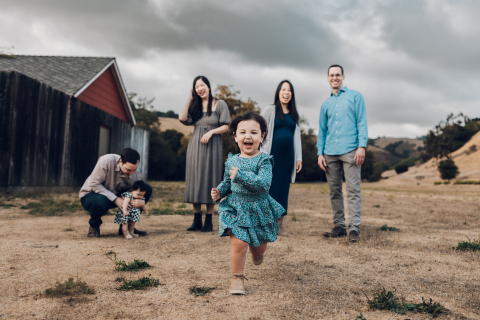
[
  {"xmin": 0, "ymin": 71, "xmax": 149, "ymax": 188},
  {"xmin": 76, "ymin": 67, "xmax": 129, "ymax": 122},
  {"xmin": 0, "ymin": 71, "xmax": 68, "ymax": 187}
]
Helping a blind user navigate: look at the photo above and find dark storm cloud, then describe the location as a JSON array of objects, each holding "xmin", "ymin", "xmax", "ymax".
[
  {"xmin": 378, "ymin": 1, "xmax": 480, "ymax": 71},
  {"xmin": 2, "ymin": 0, "xmax": 345, "ymax": 69},
  {"xmin": 2, "ymin": 0, "xmax": 480, "ymax": 137}
]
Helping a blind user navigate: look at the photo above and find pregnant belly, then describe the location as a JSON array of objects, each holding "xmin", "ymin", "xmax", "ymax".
[{"xmin": 271, "ymin": 129, "xmax": 294, "ymax": 154}]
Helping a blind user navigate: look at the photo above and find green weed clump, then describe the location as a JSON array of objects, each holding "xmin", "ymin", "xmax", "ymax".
[
  {"xmin": 403, "ymin": 298, "xmax": 449, "ymax": 317},
  {"xmin": 354, "ymin": 313, "xmax": 367, "ymax": 320},
  {"xmin": 373, "ymin": 204, "xmax": 380, "ymax": 208},
  {"xmin": 21, "ymin": 199, "xmax": 81, "ymax": 215},
  {"xmin": 364, "ymin": 287, "xmax": 448, "ymax": 318},
  {"xmin": 46, "ymin": 278, "xmax": 94, "ymax": 296},
  {"xmin": 456, "ymin": 235, "xmax": 480, "ymax": 251},
  {"xmin": 106, "ymin": 252, "xmax": 151, "ymax": 271},
  {"xmin": 190, "ymin": 286, "xmax": 216, "ymax": 296},
  {"xmin": 443, "ymin": 181, "xmax": 450, "ymax": 184},
  {"xmin": 380, "ymin": 224, "xmax": 399, "ymax": 232},
  {"xmin": 454, "ymin": 180, "xmax": 480, "ymax": 185},
  {"xmin": 365, "ymin": 287, "xmax": 405, "ymax": 314},
  {"xmin": 117, "ymin": 275, "xmax": 160, "ymax": 290},
  {"xmin": 434, "ymin": 181, "xmax": 442, "ymax": 185}
]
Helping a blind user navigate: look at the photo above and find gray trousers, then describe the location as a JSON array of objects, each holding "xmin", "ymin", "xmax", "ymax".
[{"xmin": 324, "ymin": 149, "xmax": 362, "ymax": 233}]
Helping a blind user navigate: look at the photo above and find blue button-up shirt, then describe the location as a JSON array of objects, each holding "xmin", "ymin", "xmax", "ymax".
[{"xmin": 317, "ymin": 87, "xmax": 368, "ymax": 156}]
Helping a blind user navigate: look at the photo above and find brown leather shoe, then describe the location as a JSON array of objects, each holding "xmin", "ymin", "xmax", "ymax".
[
  {"xmin": 348, "ymin": 230, "xmax": 359, "ymax": 243},
  {"xmin": 323, "ymin": 226, "xmax": 347, "ymax": 238},
  {"xmin": 88, "ymin": 226, "xmax": 100, "ymax": 238},
  {"xmin": 229, "ymin": 273, "xmax": 246, "ymax": 295},
  {"xmin": 251, "ymin": 253, "xmax": 264, "ymax": 266}
]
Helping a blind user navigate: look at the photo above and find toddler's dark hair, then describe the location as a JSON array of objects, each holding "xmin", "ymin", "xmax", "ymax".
[
  {"xmin": 229, "ymin": 112, "xmax": 268, "ymax": 149},
  {"xmin": 131, "ymin": 180, "xmax": 147, "ymax": 192}
]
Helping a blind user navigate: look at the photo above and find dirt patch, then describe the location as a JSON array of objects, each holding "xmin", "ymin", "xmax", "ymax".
[{"xmin": 0, "ymin": 181, "xmax": 479, "ymax": 319}]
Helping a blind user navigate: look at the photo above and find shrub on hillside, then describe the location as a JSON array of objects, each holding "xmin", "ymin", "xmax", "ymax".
[
  {"xmin": 424, "ymin": 113, "xmax": 480, "ymax": 160},
  {"xmin": 391, "ymin": 155, "xmax": 420, "ymax": 170},
  {"xmin": 369, "ymin": 162, "xmax": 385, "ymax": 182},
  {"xmin": 296, "ymin": 127, "xmax": 327, "ymax": 182},
  {"xmin": 395, "ymin": 164, "xmax": 408, "ymax": 174},
  {"xmin": 438, "ymin": 159, "xmax": 459, "ymax": 180},
  {"xmin": 361, "ymin": 150, "xmax": 385, "ymax": 182}
]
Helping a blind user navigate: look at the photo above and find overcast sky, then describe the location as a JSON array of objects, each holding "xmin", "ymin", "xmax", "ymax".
[{"xmin": 1, "ymin": 0, "xmax": 479, "ymax": 138}]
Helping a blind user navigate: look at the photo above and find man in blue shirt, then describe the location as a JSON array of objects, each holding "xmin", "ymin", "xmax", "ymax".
[{"xmin": 317, "ymin": 65, "xmax": 368, "ymax": 242}]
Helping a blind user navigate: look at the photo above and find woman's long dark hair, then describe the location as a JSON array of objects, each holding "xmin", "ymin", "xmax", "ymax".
[
  {"xmin": 274, "ymin": 80, "xmax": 299, "ymax": 124},
  {"xmin": 189, "ymin": 76, "xmax": 214, "ymax": 124}
]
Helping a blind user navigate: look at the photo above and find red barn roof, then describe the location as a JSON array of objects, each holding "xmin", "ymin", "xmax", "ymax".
[{"xmin": 0, "ymin": 55, "xmax": 136, "ymax": 125}]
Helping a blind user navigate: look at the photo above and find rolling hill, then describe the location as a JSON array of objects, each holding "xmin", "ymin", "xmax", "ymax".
[
  {"xmin": 368, "ymin": 137, "xmax": 425, "ymax": 167},
  {"xmin": 156, "ymin": 117, "xmax": 194, "ymax": 136},
  {"xmin": 383, "ymin": 130, "xmax": 480, "ymax": 182}
]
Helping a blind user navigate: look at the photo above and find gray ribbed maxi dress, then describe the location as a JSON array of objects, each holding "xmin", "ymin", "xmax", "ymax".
[{"xmin": 180, "ymin": 100, "xmax": 231, "ymax": 204}]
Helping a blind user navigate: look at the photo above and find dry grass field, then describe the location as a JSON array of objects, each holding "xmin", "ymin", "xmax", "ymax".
[{"xmin": 1, "ymin": 181, "xmax": 479, "ymax": 319}]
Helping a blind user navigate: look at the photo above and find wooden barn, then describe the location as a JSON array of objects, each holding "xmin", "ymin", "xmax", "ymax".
[{"xmin": 0, "ymin": 55, "xmax": 149, "ymax": 192}]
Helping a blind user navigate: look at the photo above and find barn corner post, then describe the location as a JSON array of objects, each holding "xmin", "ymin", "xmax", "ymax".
[
  {"xmin": 142, "ymin": 129, "xmax": 149, "ymax": 182},
  {"xmin": 59, "ymin": 98, "xmax": 71, "ymax": 186}
]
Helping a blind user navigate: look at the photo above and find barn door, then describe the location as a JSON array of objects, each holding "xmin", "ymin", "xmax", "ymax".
[{"xmin": 98, "ymin": 126, "xmax": 110, "ymax": 157}]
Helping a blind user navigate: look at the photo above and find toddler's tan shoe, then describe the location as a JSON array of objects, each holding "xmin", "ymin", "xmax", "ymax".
[
  {"xmin": 129, "ymin": 230, "xmax": 139, "ymax": 238},
  {"xmin": 277, "ymin": 224, "xmax": 288, "ymax": 237},
  {"xmin": 229, "ymin": 273, "xmax": 246, "ymax": 295}
]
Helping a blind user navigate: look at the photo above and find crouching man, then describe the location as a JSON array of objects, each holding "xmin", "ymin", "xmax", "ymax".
[{"xmin": 79, "ymin": 148, "xmax": 152, "ymax": 237}]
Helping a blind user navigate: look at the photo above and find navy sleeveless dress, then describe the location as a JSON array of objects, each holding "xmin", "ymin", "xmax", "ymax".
[{"xmin": 269, "ymin": 113, "xmax": 296, "ymax": 214}]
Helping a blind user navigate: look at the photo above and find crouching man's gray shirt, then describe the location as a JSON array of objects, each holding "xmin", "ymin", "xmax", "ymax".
[{"xmin": 79, "ymin": 154, "xmax": 142, "ymax": 202}]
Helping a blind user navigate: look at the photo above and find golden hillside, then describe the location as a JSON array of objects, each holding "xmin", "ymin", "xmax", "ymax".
[
  {"xmin": 156, "ymin": 117, "xmax": 194, "ymax": 136},
  {"xmin": 384, "ymin": 131, "xmax": 480, "ymax": 182}
]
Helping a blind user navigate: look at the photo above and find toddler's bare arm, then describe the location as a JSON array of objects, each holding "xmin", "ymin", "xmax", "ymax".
[{"xmin": 123, "ymin": 197, "xmax": 131, "ymax": 216}]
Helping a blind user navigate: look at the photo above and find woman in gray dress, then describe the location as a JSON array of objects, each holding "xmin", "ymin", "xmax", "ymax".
[{"xmin": 179, "ymin": 76, "xmax": 231, "ymax": 232}]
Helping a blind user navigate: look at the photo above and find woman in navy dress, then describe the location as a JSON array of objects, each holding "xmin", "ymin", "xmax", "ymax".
[{"xmin": 261, "ymin": 80, "xmax": 302, "ymax": 237}]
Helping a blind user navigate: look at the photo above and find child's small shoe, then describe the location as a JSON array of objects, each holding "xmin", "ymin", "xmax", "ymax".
[
  {"xmin": 123, "ymin": 230, "xmax": 133, "ymax": 239},
  {"xmin": 229, "ymin": 273, "xmax": 246, "ymax": 295},
  {"xmin": 129, "ymin": 229, "xmax": 139, "ymax": 238},
  {"xmin": 277, "ymin": 224, "xmax": 288, "ymax": 237}
]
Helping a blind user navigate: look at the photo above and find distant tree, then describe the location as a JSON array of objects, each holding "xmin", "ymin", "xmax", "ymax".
[
  {"xmin": 129, "ymin": 93, "xmax": 186, "ymax": 181},
  {"xmin": 424, "ymin": 113, "xmax": 479, "ymax": 160},
  {"xmin": 296, "ymin": 128, "xmax": 327, "ymax": 182},
  {"xmin": 156, "ymin": 110, "xmax": 179, "ymax": 118},
  {"xmin": 385, "ymin": 141, "xmax": 406, "ymax": 158},
  {"xmin": 395, "ymin": 164, "xmax": 408, "ymax": 174},
  {"xmin": 361, "ymin": 150, "xmax": 383, "ymax": 182},
  {"xmin": 438, "ymin": 159, "xmax": 459, "ymax": 180},
  {"xmin": 361, "ymin": 150, "xmax": 375, "ymax": 180},
  {"xmin": 0, "ymin": 45, "xmax": 16, "ymax": 59},
  {"xmin": 370, "ymin": 162, "xmax": 385, "ymax": 182}
]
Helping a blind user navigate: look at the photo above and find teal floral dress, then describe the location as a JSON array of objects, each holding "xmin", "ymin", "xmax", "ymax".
[{"xmin": 216, "ymin": 153, "xmax": 285, "ymax": 247}]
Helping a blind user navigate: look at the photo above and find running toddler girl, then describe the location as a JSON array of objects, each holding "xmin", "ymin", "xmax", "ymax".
[
  {"xmin": 114, "ymin": 180, "xmax": 148, "ymax": 239},
  {"xmin": 211, "ymin": 112, "xmax": 285, "ymax": 295}
]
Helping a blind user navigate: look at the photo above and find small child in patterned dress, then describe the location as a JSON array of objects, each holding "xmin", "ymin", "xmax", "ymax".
[
  {"xmin": 211, "ymin": 112, "xmax": 285, "ymax": 295},
  {"xmin": 114, "ymin": 180, "xmax": 148, "ymax": 239}
]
